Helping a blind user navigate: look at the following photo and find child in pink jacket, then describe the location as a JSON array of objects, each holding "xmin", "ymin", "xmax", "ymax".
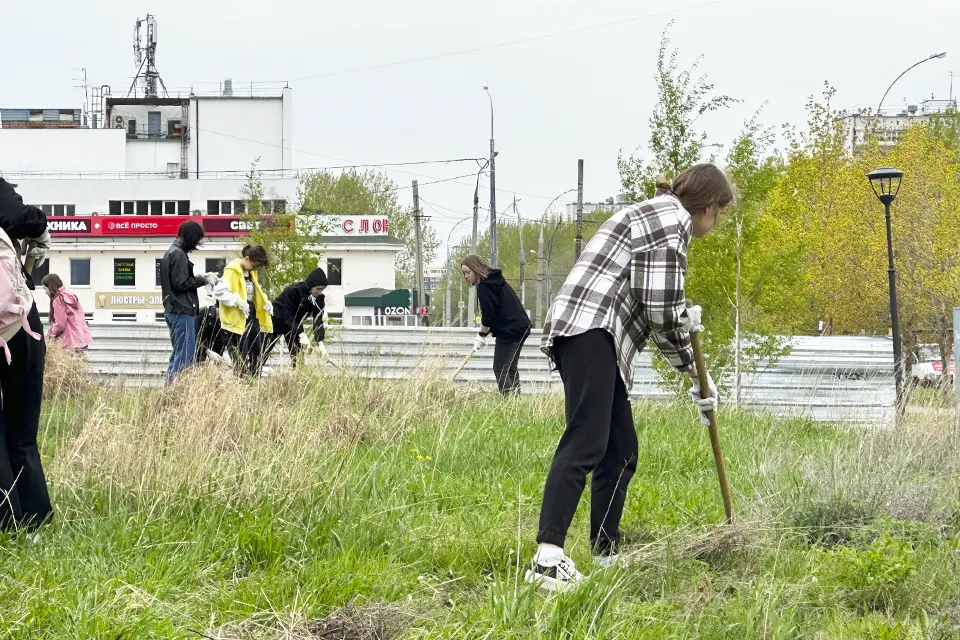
[{"xmin": 41, "ymin": 274, "xmax": 93, "ymax": 351}]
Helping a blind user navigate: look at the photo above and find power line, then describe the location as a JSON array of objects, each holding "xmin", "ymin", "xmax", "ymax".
[{"xmin": 288, "ymin": 0, "xmax": 728, "ymax": 82}]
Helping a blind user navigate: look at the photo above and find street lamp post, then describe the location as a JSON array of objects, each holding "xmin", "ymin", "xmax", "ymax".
[
  {"xmin": 535, "ymin": 188, "xmax": 576, "ymax": 328},
  {"xmin": 445, "ymin": 215, "xmax": 474, "ymax": 327},
  {"xmin": 877, "ymin": 51, "xmax": 947, "ymax": 116},
  {"xmin": 867, "ymin": 166, "xmax": 906, "ymax": 410},
  {"xmin": 482, "ymin": 84, "xmax": 497, "ymax": 268}
]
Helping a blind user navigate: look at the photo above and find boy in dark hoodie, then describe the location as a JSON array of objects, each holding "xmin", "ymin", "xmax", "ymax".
[
  {"xmin": 460, "ymin": 253, "xmax": 531, "ymax": 396},
  {"xmin": 259, "ymin": 267, "xmax": 329, "ymax": 369}
]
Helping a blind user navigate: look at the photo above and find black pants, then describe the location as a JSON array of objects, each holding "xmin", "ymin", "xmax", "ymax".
[
  {"xmin": 0, "ymin": 305, "xmax": 53, "ymax": 531},
  {"xmin": 261, "ymin": 318, "xmax": 304, "ymax": 368},
  {"xmin": 492, "ymin": 331, "xmax": 528, "ymax": 397},
  {"xmin": 227, "ymin": 315, "xmax": 267, "ymax": 378},
  {"xmin": 537, "ymin": 329, "xmax": 636, "ymax": 553}
]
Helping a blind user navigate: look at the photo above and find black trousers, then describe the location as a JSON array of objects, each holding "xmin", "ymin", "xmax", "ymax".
[
  {"xmin": 0, "ymin": 305, "xmax": 53, "ymax": 531},
  {"xmin": 492, "ymin": 331, "xmax": 528, "ymax": 397},
  {"xmin": 226, "ymin": 315, "xmax": 267, "ymax": 378},
  {"xmin": 261, "ymin": 318, "xmax": 304, "ymax": 369},
  {"xmin": 537, "ymin": 329, "xmax": 637, "ymax": 553}
]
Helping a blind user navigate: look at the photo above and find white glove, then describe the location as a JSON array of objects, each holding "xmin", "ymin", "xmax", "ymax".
[
  {"xmin": 473, "ymin": 334, "xmax": 488, "ymax": 353},
  {"xmin": 203, "ymin": 272, "xmax": 219, "ymax": 286},
  {"xmin": 26, "ymin": 230, "xmax": 52, "ymax": 268},
  {"xmin": 681, "ymin": 305, "xmax": 704, "ymax": 335},
  {"xmin": 689, "ymin": 372, "xmax": 718, "ymax": 427},
  {"xmin": 238, "ymin": 300, "xmax": 251, "ymax": 318},
  {"xmin": 264, "ymin": 300, "xmax": 274, "ymax": 315},
  {"xmin": 316, "ymin": 341, "xmax": 328, "ymax": 358},
  {"xmin": 299, "ymin": 332, "xmax": 311, "ymax": 347}
]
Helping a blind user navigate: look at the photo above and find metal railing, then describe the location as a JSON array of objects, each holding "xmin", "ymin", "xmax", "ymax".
[{"xmin": 78, "ymin": 324, "xmax": 896, "ymax": 423}]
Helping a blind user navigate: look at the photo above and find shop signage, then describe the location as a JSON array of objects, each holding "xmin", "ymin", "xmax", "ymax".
[
  {"xmin": 95, "ymin": 291, "xmax": 164, "ymax": 309},
  {"xmin": 377, "ymin": 306, "xmax": 412, "ymax": 316},
  {"xmin": 48, "ymin": 218, "xmax": 92, "ymax": 234},
  {"xmin": 48, "ymin": 216, "xmax": 261, "ymax": 238},
  {"xmin": 113, "ymin": 259, "xmax": 136, "ymax": 287},
  {"xmin": 333, "ymin": 216, "xmax": 390, "ymax": 236}
]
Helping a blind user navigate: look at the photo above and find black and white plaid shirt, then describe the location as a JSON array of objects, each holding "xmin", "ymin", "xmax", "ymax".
[{"xmin": 542, "ymin": 190, "xmax": 695, "ymax": 388}]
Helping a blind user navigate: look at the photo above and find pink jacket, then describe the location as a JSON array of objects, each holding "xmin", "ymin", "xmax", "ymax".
[{"xmin": 48, "ymin": 288, "xmax": 93, "ymax": 350}]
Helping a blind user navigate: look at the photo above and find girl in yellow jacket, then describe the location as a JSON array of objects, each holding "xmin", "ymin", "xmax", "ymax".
[{"xmin": 213, "ymin": 245, "xmax": 273, "ymax": 376}]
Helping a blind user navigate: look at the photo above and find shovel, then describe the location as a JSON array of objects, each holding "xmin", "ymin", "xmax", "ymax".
[
  {"xmin": 688, "ymin": 302, "xmax": 734, "ymax": 524},
  {"xmin": 452, "ymin": 348, "xmax": 476, "ymax": 381}
]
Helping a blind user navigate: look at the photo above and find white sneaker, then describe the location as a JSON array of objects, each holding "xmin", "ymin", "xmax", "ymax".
[
  {"xmin": 524, "ymin": 554, "xmax": 584, "ymax": 592},
  {"xmin": 593, "ymin": 553, "xmax": 620, "ymax": 569}
]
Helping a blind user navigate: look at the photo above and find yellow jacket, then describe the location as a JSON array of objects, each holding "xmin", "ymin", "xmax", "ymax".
[{"xmin": 216, "ymin": 259, "xmax": 274, "ymax": 335}]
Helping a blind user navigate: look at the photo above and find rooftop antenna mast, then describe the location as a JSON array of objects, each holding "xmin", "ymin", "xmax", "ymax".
[{"xmin": 128, "ymin": 15, "xmax": 167, "ymax": 98}]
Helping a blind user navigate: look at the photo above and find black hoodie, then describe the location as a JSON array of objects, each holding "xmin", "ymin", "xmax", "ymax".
[{"xmin": 477, "ymin": 269, "xmax": 530, "ymax": 341}]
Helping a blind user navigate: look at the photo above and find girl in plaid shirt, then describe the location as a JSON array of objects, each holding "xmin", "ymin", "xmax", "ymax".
[{"xmin": 527, "ymin": 164, "xmax": 733, "ymax": 591}]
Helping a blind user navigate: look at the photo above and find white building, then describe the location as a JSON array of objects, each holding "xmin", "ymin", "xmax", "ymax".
[
  {"xmin": 424, "ymin": 264, "xmax": 446, "ymax": 293},
  {"xmin": 841, "ymin": 99, "xmax": 956, "ymax": 154},
  {"xmin": 0, "ymin": 19, "xmax": 403, "ymax": 325},
  {"xmin": 562, "ymin": 195, "xmax": 631, "ymax": 222}
]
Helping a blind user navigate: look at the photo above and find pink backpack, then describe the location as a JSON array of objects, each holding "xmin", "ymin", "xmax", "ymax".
[{"xmin": 0, "ymin": 229, "xmax": 41, "ymax": 364}]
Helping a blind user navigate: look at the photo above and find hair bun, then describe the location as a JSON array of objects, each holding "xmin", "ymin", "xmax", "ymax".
[{"xmin": 655, "ymin": 176, "xmax": 672, "ymax": 191}]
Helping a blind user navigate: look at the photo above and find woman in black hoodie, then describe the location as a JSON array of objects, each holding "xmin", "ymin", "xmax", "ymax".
[{"xmin": 461, "ymin": 253, "xmax": 531, "ymax": 396}]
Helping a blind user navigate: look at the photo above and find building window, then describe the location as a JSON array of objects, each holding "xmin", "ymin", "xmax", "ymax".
[
  {"xmin": 53, "ymin": 205, "xmax": 65, "ymax": 216},
  {"xmin": 205, "ymin": 258, "xmax": 227, "ymax": 276},
  {"xmin": 70, "ymin": 259, "xmax": 91, "ymax": 287},
  {"xmin": 123, "ymin": 201, "xmax": 135, "ymax": 216},
  {"xmin": 136, "ymin": 201, "xmax": 148, "ymax": 216},
  {"xmin": 328, "ymin": 312, "xmax": 343, "ymax": 326},
  {"xmin": 109, "ymin": 201, "xmax": 121, "ymax": 215},
  {"xmin": 178, "ymin": 200, "xmax": 190, "ymax": 215},
  {"xmin": 40, "ymin": 205, "xmax": 53, "ymax": 216},
  {"xmin": 150, "ymin": 201, "xmax": 163, "ymax": 216},
  {"xmin": 155, "ymin": 312, "xmax": 166, "ymax": 324},
  {"xmin": 327, "ymin": 258, "xmax": 342, "ymax": 286},
  {"xmin": 220, "ymin": 201, "xmax": 233, "ymax": 216},
  {"xmin": 67, "ymin": 204, "xmax": 75, "ymax": 216},
  {"xmin": 114, "ymin": 258, "xmax": 136, "ymax": 287},
  {"xmin": 127, "ymin": 119, "xmax": 137, "ymax": 138},
  {"xmin": 164, "ymin": 201, "xmax": 176, "ymax": 216},
  {"xmin": 113, "ymin": 312, "xmax": 137, "ymax": 323},
  {"xmin": 206, "ymin": 200, "xmax": 219, "ymax": 216}
]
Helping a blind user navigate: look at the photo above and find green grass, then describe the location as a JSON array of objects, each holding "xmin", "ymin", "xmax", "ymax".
[{"xmin": 4, "ymin": 361, "xmax": 960, "ymax": 638}]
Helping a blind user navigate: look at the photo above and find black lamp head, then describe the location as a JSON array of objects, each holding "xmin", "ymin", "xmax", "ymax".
[{"xmin": 867, "ymin": 166, "xmax": 904, "ymax": 204}]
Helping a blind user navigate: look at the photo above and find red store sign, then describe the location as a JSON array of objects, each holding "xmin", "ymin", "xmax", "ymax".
[{"xmin": 48, "ymin": 216, "xmax": 257, "ymax": 238}]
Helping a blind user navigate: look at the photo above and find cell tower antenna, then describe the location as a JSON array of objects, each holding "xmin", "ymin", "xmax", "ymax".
[{"xmin": 128, "ymin": 14, "xmax": 165, "ymax": 98}]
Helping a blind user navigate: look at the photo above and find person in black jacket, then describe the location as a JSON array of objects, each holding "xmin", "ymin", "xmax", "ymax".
[
  {"xmin": 0, "ymin": 178, "xmax": 54, "ymax": 532},
  {"xmin": 160, "ymin": 221, "xmax": 217, "ymax": 385},
  {"xmin": 258, "ymin": 267, "xmax": 328, "ymax": 371},
  {"xmin": 461, "ymin": 253, "xmax": 531, "ymax": 396}
]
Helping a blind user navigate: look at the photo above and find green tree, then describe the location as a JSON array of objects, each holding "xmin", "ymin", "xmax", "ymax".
[
  {"xmin": 617, "ymin": 21, "xmax": 737, "ymax": 201},
  {"xmin": 299, "ymin": 169, "xmax": 439, "ymax": 289},
  {"xmin": 241, "ymin": 161, "xmax": 327, "ymax": 298}
]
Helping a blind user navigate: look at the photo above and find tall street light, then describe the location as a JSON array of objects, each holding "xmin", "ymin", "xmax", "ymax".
[
  {"xmin": 867, "ymin": 166, "xmax": 905, "ymax": 410},
  {"xmin": 536, "ymin": 188, "xmax": 576, "ymax": 328},
  {"xmin": 482, "ymin": 84, "xmax": 498, "ymax": 268},
  {"xmin": 878, "ymin": 51, "xmax": 947, "ymax": 115},
  {"xmin": 445, "ymin": 215, "xmax": 474, "ymax": 327}
]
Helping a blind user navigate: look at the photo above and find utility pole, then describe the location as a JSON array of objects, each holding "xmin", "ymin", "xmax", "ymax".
[
  {"xmin": 516, "ymin": 195, "xmax": 526, "ymax": 309},
  {"xmin": 536, "ymin": 224, "xmax": 544, "ymax": 329},
  {"xmin": 575, "ymin": 159, "xmax": 584, "ymax": 261},
  {"xmin": 412, "ymin": 180, "xmax": 425, "ymax": 320},
  {"xmin": 444, "ymin": 243, "xmax": 452, "ymax": 327},
  {"xmin": 483, "ymin": 85, "xmax": 498, "ymax": 267},
  {"xmin": 468, "ymin": 174, "xmax": 481, "ymax": 327}
]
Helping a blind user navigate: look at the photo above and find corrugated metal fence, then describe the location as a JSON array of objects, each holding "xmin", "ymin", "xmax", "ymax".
[{"xmin": 81, "ymin": 324, "xmax": 896, "ymax": 423}]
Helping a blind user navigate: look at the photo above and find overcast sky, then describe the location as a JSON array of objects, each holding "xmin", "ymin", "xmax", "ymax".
[{"xmin": 2, "ymin": 0, "xmax": 957, "ymax": 259}]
